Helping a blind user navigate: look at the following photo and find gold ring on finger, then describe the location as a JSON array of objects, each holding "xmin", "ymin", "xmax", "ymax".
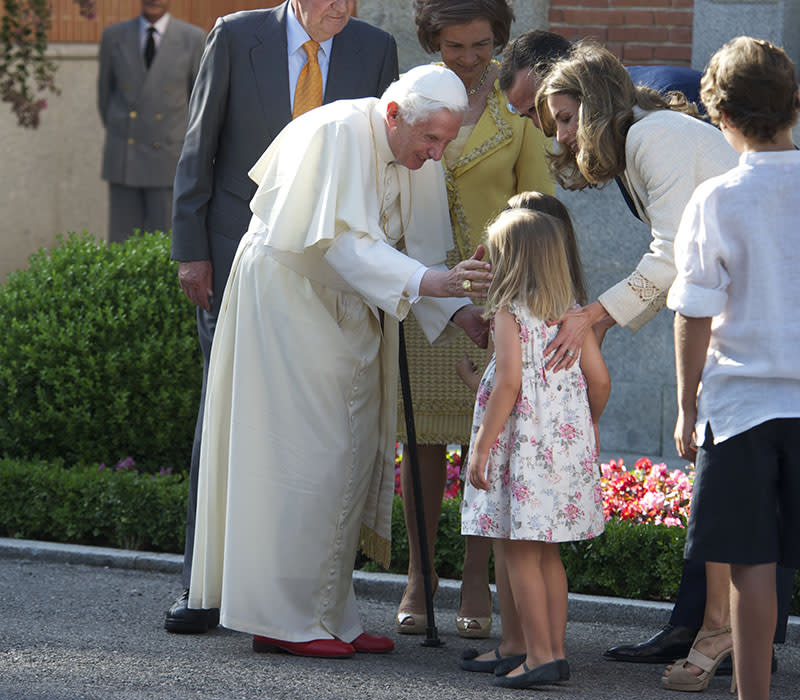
[{"xmin": 462, "ymin": 279, "xmax": 472, "ymax": 292}]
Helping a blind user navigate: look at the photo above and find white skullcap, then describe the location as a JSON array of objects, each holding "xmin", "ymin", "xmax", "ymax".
[
  {"xmin": 380, "ymin": 64, "xmax": 468, "ymax": 116},
  {"xmin": 397, "ymin": 64, "xmax": 468, "ymax": 109}
]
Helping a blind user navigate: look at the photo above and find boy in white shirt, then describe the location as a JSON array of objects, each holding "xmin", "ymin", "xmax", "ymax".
[{"xmin": 667, "ymin": 36, "xmax": 800, "ymax": 700}]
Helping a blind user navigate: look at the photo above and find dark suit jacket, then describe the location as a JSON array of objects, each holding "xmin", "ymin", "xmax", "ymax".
[
  {"xmin": 98, "ymin": 16, "xmax": 205, "ymax": 187},
  {"xmin": 170, "ymin": 2, "xmax": 399, "ymax": 288},
  {"xmin": 627, "ymin": 65, "xmax": 704, "ymax": 113}
]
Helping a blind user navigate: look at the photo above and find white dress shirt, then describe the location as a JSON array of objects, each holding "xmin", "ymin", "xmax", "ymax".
[
  {"xmin": 139, "ymin": 13, "xmax": 170, "ymax": 52},
  {"xmin": 667, "ymin": 149, "xmax": 800, "ymax": 443}
]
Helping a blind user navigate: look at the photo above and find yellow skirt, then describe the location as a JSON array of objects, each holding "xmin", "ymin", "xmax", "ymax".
[{"xmin": 397, "ymin": 310, "xmax": 488, "ymax": 445}]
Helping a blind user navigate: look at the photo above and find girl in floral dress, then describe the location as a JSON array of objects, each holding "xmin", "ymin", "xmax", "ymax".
[{"xmin": 460, "ymin": 207, "xmax": 609, "ymax": 689}]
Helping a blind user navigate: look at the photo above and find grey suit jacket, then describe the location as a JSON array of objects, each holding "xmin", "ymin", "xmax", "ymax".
[
  {"xmin": 98, "ymin": 15, "xmax": 206, "ymax": 188},
  {"xmin": 170, "ymin": 2, "xmax": 399, "ymax": 274}
]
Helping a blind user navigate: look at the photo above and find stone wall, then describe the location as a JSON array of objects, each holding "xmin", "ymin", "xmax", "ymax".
[
  {"xmin": 692, "ymin": 0, "xmax": 800, "ymax": 70},
  {"xmin": 0, "ymin": 43, "xmax": 107, "ymax": 282}
]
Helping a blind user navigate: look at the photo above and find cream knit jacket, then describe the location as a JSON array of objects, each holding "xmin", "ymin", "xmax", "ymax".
[{"xmin": 598, "ymin": 107, "xmax": 737, "ymax": 331}]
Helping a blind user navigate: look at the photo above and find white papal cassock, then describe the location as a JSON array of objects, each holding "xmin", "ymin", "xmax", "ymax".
[{"xmin": 188, "ymin": 97, "xmax": 467, "ymax": 642}]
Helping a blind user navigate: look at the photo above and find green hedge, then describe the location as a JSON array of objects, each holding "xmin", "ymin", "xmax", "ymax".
[
  {"xmin": 0, "ymin": 458, "xmax": 186, "ymax": 552},
  {"xmin": 3, "ymin": 458, "xmax": 796, "ymax": 614},
  {"xmin": 0, "ymin": 231, "xmax": 200, "ymax": 471}
]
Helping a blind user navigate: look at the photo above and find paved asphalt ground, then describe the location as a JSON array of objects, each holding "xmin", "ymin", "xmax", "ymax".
[{"xmin": 0, "ymin": 538, "xmax": 797, "ymax": 700}]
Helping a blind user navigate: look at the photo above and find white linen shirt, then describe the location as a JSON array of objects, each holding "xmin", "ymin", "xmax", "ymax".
[{"xmin": 667, "ymin": 149, "xmax": 800, "ymax": 444}]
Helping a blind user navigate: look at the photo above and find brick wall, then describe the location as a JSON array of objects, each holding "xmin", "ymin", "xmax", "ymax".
[{"xmin": 549, "ymin": 0, "xmax": 694, "ymax": 66}]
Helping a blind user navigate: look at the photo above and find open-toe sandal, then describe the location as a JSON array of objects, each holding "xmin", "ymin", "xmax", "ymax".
[
  {"xmin": 661, "ymin": 626, "xmax": 736, "ymax": 693},
  {"xmin": 396, "ymin": 576, "xmax": 438, "ymax": 635},
  {"xmin": 455, "ymin": 586, "xmax": 492, "ymax": 639}
]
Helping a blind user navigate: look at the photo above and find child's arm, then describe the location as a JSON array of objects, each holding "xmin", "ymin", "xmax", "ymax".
[
  {"xmin": 455, "ymin": 355, "xmax": 482, "ymax": 393},
  {"xmin": 579, "ymin": 329, "xmax": 611, "ymax": 425},
  {"xmin": 468, "ymin": 308, "xmax": 522, "ymax": 490},
  {"xmin": 673, "ymin": 313, "xmax": 712, "ymax": 463},
  {"xmin": 455, "ymin": 336, "xmax": 495, "ymax": 394}
]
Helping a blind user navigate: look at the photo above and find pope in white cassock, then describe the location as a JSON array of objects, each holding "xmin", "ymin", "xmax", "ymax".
[{"xmin": 188, "ymin": 65, "xmax": 493, "ymax": 659}]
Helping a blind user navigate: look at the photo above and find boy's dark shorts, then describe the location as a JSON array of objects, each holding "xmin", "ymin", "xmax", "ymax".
[{"xmin": 685, "ymin": 418, "xmax": 800, "ymax": 568}]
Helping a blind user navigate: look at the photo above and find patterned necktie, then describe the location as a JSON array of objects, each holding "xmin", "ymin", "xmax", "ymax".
[
  {"xmin": 144, "ymin": 26, "xmax": 156, "ymax": 69},
  {"xmin": 292, "ymin": 40, "xmax": 322, "ymax": 119}
]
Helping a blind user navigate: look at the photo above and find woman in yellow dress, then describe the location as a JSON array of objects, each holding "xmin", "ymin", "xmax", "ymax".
[{"xmin": 397, "ymin": 0, "xmax": 554, "ymax": 638}]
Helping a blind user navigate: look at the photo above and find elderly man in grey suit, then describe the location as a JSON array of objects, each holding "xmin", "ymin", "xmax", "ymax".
[
  {"xmin": 97, "ymin": 0, "xmax": 205, "ymax": 243},
  {"xmin": 166, "ymin": 0, "xmax": 399, "ymax": 634}
]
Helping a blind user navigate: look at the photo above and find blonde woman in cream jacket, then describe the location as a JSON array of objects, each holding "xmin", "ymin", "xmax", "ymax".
[{"xmin": 534, "ymin": 40, "xmax": 737, "ymax": 368}]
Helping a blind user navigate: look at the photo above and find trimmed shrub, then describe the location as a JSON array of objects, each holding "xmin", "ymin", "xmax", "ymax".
[
  {"xmin": 0, "ymin": 231, "xmax": 201, "ymax": 471},
  {"xmin": 1, "ymin": 458, "xmax": 797, "ymax": 614},
  {"xmin": 0, "ymin": 458, "xmax": 186, "ymax": 552},
  {"xmin": 560, "ymin": 518, "xmax": 685, "ymax": 601}
]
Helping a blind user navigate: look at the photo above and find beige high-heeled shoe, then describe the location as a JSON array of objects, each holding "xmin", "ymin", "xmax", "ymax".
[
  {"xmin": 455, "ymin": 587, "xmax": 492, "ymax": 639},
  {"xmin": 395, "ymin": 610, "xmax": 427, "ymax": 635},
  {"xmin": 396, "ymin": 576, "xmax": 438, "ymax": 635},
  {"xmin": 661, "ymin": 626, "xmax": 736, "ymax": 693}
]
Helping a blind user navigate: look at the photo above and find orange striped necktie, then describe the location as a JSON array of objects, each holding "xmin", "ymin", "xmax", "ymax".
[{"xmin": 292, "ymin": 40, "xmax": 323, "ymax": 119}]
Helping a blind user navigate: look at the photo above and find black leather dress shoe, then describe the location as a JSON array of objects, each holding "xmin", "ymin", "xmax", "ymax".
[
  {"xmin": 604, "ymin": 624, "xmax": 698, "ymax": 664},
  {"xmin": 164, "ymin": 589, "xmax": 220, "ymax": 634}
]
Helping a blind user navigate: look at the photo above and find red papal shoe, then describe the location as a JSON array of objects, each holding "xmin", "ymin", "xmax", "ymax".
[
  {"xmin": 350, "ymin": 632, "xmax": 395, "ymax": 654},
  {"xmin": 252, "ymin": 635, "xmax": 355, "ymax": 658}
]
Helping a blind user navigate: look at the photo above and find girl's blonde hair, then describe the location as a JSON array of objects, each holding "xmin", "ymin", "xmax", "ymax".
[
  {"xmin": 506, "ymin": 191, "xmax": 587, "ymax": 305},
  {"xmin": 484, "ymin": 208, "xmax": 574, "ymax": 321},
  {"xmin": 535, "ymin": 40, "xmax": 699, "ymax": 190}
]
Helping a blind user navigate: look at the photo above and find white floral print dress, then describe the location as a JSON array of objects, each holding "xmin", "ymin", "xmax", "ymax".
[{"xmin": 461, "ymin": 301, "xmax": 605, "ymax": 543}]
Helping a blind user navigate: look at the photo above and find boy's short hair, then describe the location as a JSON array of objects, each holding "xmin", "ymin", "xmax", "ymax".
[{"xmin": 701, "ymin": 35, "xmax": 800, "ymax": 141}]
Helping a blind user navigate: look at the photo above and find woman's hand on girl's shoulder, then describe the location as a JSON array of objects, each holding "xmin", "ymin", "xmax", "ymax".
[{"xmin": 544, "ymin": 301, "xmax": 611, "ymax": 372}]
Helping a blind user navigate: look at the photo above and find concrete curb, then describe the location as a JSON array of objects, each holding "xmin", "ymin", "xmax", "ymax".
[
  {"xmin": 0, "ymin": 537, "xmax": 182, "ymax": 573},
  {"xmin": 2, "ymin": 537, "xmax": 796, "ymax": 635}
]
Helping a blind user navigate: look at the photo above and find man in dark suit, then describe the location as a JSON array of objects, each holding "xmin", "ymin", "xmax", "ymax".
[
  {"xmin": 499, "ymin": 29, "xmax": 795, "ymax": 670},
  {"xmin": 166, "ymin": 0, "xmax": 398, "ymax": 634},
  {"xmin": 98, "ymin": 0, "xmax": 205, "ymax": 243}
]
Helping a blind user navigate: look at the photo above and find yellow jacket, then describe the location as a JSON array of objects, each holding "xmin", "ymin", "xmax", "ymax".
[{"xmin": 443, "ymin": 79, "xmax": 554, "ymax": 259}]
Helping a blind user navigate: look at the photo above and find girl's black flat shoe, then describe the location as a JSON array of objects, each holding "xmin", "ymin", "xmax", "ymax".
[
  {"xmin": 460, "ymin": 647, "xmax": 525, "ymax": 674},
  {"xmin": 492, "ymin": 660, "xmax": 562, "ymax": 688},
  {"xmin": 493, "ymin": 653, "xmax": 528, "ymax": 676}
]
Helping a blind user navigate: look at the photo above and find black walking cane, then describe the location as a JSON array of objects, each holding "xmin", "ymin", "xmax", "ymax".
[{"xmin": 398, "ymin": 320, "xmax": 443, "ymax": 647}]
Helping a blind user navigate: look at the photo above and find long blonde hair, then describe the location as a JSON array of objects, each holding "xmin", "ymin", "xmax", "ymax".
[
  {"xmin": 535, "ymin": 40, "xmax": 698, "ymax": 190},
  {"xmin": 506, "ymin": 191, "xmax": 587, "ymax": 305},
  {"xmin": 484, "ymin": 209, "xmax": 574, "ymax": 321}
]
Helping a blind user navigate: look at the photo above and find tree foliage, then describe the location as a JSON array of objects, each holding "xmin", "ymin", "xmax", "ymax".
[{"xmin": 1, "ymin": 0, "xmax": 95, "ymax": 127}]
